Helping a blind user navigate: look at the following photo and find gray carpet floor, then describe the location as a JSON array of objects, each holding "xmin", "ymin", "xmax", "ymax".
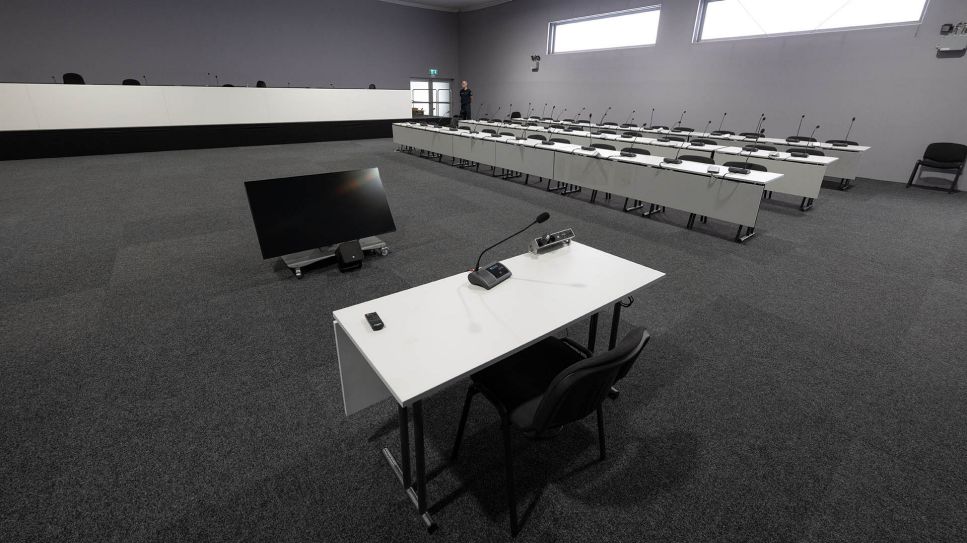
[{"xmin": 1, "ymin": 138, "xmax": 966, "ymax": 542}]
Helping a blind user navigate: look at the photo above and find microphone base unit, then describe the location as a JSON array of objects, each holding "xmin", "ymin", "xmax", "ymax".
[
  {"xmin": 467, "ymin": 262, "xmax": 511, "ymax": 290},
  {"xmin": 529, "ymin": 228, "xmax": 575, "ymax": 254}
]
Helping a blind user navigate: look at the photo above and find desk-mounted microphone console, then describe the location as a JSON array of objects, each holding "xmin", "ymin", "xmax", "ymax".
[{"xmin": 529, "ymin": 228, "xmax": 575, "ymax": 254}]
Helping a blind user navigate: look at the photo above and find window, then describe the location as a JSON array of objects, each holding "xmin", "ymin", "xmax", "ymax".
[
  {"xmin": 549, "ymin": 6, "xmax": 662, "ymax": 54},
  {"xmin": 696, "ymin": 0, "xmax": 929, "ymax": 42}
]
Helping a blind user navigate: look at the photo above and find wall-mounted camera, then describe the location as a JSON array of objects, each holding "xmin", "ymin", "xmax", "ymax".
[{"xmin": 531, "ymin": 55, "xmax": 541, "ymax": 72}]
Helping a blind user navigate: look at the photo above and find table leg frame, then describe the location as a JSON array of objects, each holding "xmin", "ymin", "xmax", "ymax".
[{"xmin": 381, "ymin": 402, "xmax": 437, "ymax": 532}]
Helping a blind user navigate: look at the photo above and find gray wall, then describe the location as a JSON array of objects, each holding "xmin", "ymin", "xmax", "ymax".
[
  {"xmin": 458, "ymin": 0, "xmax": 967, "ymax": 182},
  {"xmin": 0, "ymin": 0, "xmax": 458, "ymax": 90}
]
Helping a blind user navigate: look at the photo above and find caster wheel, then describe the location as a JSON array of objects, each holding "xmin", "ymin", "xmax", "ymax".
[{"xmin": 380, "ymin": 247, "xmax": 390, "ymax": 256}]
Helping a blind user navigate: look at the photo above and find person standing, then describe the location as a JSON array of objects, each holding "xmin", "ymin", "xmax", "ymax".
[{"xmin": 459, "ymin": 80, "xmax": 472, "ymax": 120}]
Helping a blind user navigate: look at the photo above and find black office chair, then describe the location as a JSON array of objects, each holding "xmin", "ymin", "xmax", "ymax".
[
  {"xmin": 258, "ymin": 80, "xmax": 268, "ymax": 88},
  {"xmin": 621, "ymin": 147, "xmax": 649, "ymax": 155},
  {"xmin": 591, "ymin": 143, "xmax": 615, "ymax": 150},
  {"xmin": 792, "ymin": 136, "xmax": 817, "ymax": 142},
  {"xmin": 549, "ymin": 137, "xmax": 570, "ymax": 144},
  {"xmin": 723, "ymin": 161, "xmax": 768, "ymax": 172},
  {"xmin": 499, "ymin": 132, "xmax": 516, "ymax": 137},
  {"xmin": 680, "ymin": 155, "xmax": 714, "ymax": 164},
  {"xmin": 222, "ymin": 84, "xmax": 234, "ymax": 87},
  {"xmin": 690, "ymin": 138, "xmax": 716, "ymax": 146},
  {"xmin": 576, "ymin": 119, "xmax": 591, "ymax": 125},
  {"xmin": 541, "ymin": 117, "xmax": 554, "ymax": 121},
  {"xmin": 827, "ymin": 139, "xmax": 857, "ymax": 146},
  {"xmin": 63, "ymin": 73, "xmax": 84, "ymax": 84},
  {"xmin": 907, "ymin": 142, "xmax": 967, "ymax": 193},
  {"xmin": 788, "ymin": 147, "xmax": 825, "ymax": 156},
  {"xmin": 451, "ymin": 328, "xmax": 650, "ymax": 536},
  {"xmin": 752, "ymin": 144, "xmax": 778, "ymax": 152},
  {"xmin": 482, "ymin": 128, "xmax": 498, "ymax": 136},
  {"xmin": 672, "ymin": 126, "xmax": 694, "ymax": 133},
  {"xmin": 711, "ymin": 130, "xmax": 734, "ymax": 136},
  {"xmin": 121, "ymin": 78, "xmax": 140, "ymax": 85},
  {"xmin": 527, "ymin": 134, "xmax": 546, "ymax": 141}
]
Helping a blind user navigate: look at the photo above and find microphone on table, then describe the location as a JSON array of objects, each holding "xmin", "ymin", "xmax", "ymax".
[
  {"xmin": 622, "ymin": 109, "xmax": 636, "ymax": 127},
  {"xmin": 506, "ymin": 103, "xmax": 513, "ymax": 119},
  {"xmin": 492, "ymin": 106, "xmax": 502, "ymax": 121},
  {"xmin": 467, "ymin": 212, "xmax": 551, "ymax": 290},
  {"xmin": 51, "ymin": 75, "xmax": 57, "ymax": 83},
  {"xmin": 676, "ymin": 109, "xmax": 687, "ymax": 127},
  {"xmin": 215, "ymin": 74, "xmax": 220, "ymax": 86},
  {"xmin": 548, "ymin": 105, "xmax": 556, "ymax": 119},
  {"xmin": 598, "ymin": 106, "xmax": 612, "ymax": 125},
  {"xmin": 648, "ymin": 108, "xmax": 655, "ymax": 129},
  {"xmin": 207, "ymin": 72, "xmax": 212, "ymax": 86},
  {"xmin": 787, "ymin": 114, "xmax": 806, "ymax": 142},
  {"xmin": 556, "ymin": 107, "xmax": 567, "ymax": 121},
  {"xmin": 806, "ymin": 125, "xmax": 820, "ymax": 147},
  {"xmin": 717, "ymin": 112, "xmax": 728, "ymax": 132},
  {"xmin": 525, "ymin": 102, "xmax": 533, "ymax": 118},
  {"xmin": 576, "ymin": 106, "xmax": 586, "ymax": 122},
  {"xmin": 833, "ymin": 117, "xmax": 856, "ymax": 146},
  {"xmin": 731, "ymin": 116, "xmax": 766, "ymax": 174},
  {"xmin": 142, "ymin": 75, "xmax": 148, "ymax": 85},
  {"xmin": 691, "ymin": 120, "xmax": 712, "ymax": 146},
  {"xmin": 540, "ymin": 103, "xmax": 548, "ymax": 118}
]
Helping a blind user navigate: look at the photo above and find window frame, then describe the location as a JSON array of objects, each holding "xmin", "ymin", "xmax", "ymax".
[
  {"xmin": 692, "ymin": 0, "xmax": 931, "ymax": 44},
  {"xmin": 547, "ymin": 5, "xmax": 663, "ymax": 55}
]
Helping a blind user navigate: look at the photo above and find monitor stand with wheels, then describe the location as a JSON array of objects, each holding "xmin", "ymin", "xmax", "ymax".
[{"xmin": 282, "ymin": 236, "xmax": 389, "ymax": 279}]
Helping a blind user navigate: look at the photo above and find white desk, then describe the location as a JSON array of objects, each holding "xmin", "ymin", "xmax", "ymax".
[
  {"xmin": 716, "ymin": 147, "xmax": 838, "ymax": 209},
  {"xmin": 334, "ymin": 242, "xmax": 664, "ymax": 530}
]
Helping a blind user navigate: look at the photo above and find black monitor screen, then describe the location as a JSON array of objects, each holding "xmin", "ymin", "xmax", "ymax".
[{"xmin": 244, "ymin": 168, "xmax": 397, "ymax": 259}]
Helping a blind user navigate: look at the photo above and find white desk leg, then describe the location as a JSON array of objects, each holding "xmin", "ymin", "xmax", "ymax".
[{"xmin": 334, "ymin": 321, "xmax": 391, "ymax": 416}]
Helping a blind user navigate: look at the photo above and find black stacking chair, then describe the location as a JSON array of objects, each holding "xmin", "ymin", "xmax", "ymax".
[
  {"xmin": 549, "ymin": 137, "xmax": 570, "ymax": 144},
  {"xmin": 724, "ymin": 161, "xmax": 768, "ymax": 172},
  {"xmin": 527, "ymin": 134, "xmax": 546, "ymax": 141},
  {"xmin": 510, "ymin": 111, "xmax": 522, "ymax": 119},
  {"xmin": 690, "ymin": 138, "xmax": 716, "ymax": 146},
  {"xmin": 792, "ymin": 136, "xmax": 817, "ymax": 142},
  {"xmin": 451, "ymin": 328, "xmax": 650, "ymax": 536},
  {"xmin": 680, "ymin": 155, "xmax": 714, "ymax": 164},
  {"xmin": 621, "ymin": 147, "xmax": 648, "ymax": 155},
  {"xmin": 541, "ymin": 117, "xmax": 554, "ymax": 121},
  {"xmin": 672, "ymin": 126, "xmax": 694, "ymax": 133},
  {"xmin": 499, "ymin": 132, "xmax": 515, "ymax": 137},
  {"xmin": 63, "ymin": 73, "xmax": 84, "ymax": 84},
  {"xmin": 121, "ymin": 78, "xmax": 140, "ymax": 85},
  {"xmin": 907, "ymin": 142, "xmax": 967, "ymax": 193},
  {"xmin": 591, "ymin": 143, "xmax": 615, "ymax": 150},
  {"xmin": 752, "ymin": 144, "xmax": 777, "ymax": 152},
  {"xmin": 550, "ymin": 124, "xmax": 565, "ymax": 130},
  {"xmin": 788, "ymin": 147, "xmax": 825, "ymax": 156},
  {"xmin": 257, "ymin": 80, "xmax": 268, "ymax": 88},
  {"xmin": 827, "ymin": 139, "xmax": 857, "ymax": 146},
  {"xmin": 482, "ymin": 128, "xmax": 498, "ymax": 135}
]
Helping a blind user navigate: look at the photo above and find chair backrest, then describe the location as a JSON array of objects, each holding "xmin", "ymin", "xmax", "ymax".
[
  {"xmin": 724, "ymin": 161, "xmax": 768, "ymax": 172},
  {"xmin": 529, "ymin": 329, "xmax": 650, "ymax": 432},
  {"xmin": 753, "ymin": 144, "xmax": 777, "ymax": 152},
  {"xmin": 527, "ymin": 134, "xmax": 546, "ymax": 141},
  {"xmin": 541, "ymin": 117, "xmax": 554, "ymax": 121},
  {"xmin": 924, "ymin": 142, "xmax": 967, "ymax": 164},
  {"xmin": 622, "ymin": 131, "xmax": 640, "ymax": 138},
  {"xmin": 510, "ymin": 111, "xmax": 522, "ymax": 119},
  {"xmin": 591, "ymin": 143, "xmax": 616, "ymax": 150},
  {"xmin": 740, "ymin": 132, "xmax": 762, "ymax": 138},
  {"xmin": 596, "ymin": 129, "xmax": 616, "ymax": 135},
  {"xmin": 122, "ymin": 78, "xmax": 140, "ymax": 85},
  {"xmin": 562, "ymin": 118, "xmax": 575, "ymax": 123},
  {"xmin": 711, "ymin": 130, "xmax": 734, "ymax": 136},
  {"xmin": 602, "ymin": 122, "xmax": 619, "ymax": 126},
  {"xmin": 826, "ymin": 139, "xmax": 857, "ymax": 146},
  {"xmin": 680, "ymin": 155, "xmax": 715, "ymax": 164},
  {"xmin": 367, "ymin": 83, "xmax": 375, "ymax": 89},
  {"xmin": 550, "ymin": 137, "xmax": 570, "ymax": 144},
  {"xmin": 222, "ymin": 84, "xmax": 234, "ymax": 87},
  {"xmin": 672, "ymin": 127, "xmax": 694, "ymax": 133},
  {"xmin": 63, "ymin": 73, "xmax": 85, "ymax": 84},
  {"xmin": 620, "ymin": 123, "xmax": 637, "ymax": 128},
  {"xmin": 500, "ymin": 132, "xmax": 515, "ymax": 137},
  {"xmin": 478, "ymin": 118, "xmax": 490, "ymax": 122},
  {"xmin": 691, "ymin": 138, "xmax": 716, "ymax": 145},
  {"xmin": 788, "ymin": 147, "xmax": 824, "ymax": 156},
  {"xmin": 621, "ymin": 147, "xmax": 649, "ymax": 155},
  {"xmin": 650, "ymin": 125, "xmax": 669, "ymax": 130},
  {"xmin": 550, "ymin": 124, "xmax": 565, "ymax": 130},
  {"xmin": 576, "ymin": 119, "xmax": 590, "ymax": 124},
  {"xmin": 482, "ymin": 128, "xmax": 498, "ymax": 135}
]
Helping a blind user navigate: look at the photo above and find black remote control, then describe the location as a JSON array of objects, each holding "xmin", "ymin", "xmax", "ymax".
[{"xmin": 365, "ymin": 312, "xmax": 384, "ymax": 331}]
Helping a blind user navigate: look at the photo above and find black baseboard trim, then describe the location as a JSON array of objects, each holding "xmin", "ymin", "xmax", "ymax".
[{"xmin": 0, "ymin": 118, "xmax": 424, "ymax": 160}]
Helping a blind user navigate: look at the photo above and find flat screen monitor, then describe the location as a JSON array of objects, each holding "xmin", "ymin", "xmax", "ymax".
[{"xmin": 244, "ymin": 168, "xmax": 397, "ymax": 259}]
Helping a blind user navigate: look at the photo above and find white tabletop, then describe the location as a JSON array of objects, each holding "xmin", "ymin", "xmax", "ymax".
[
  {"xmin": 332, "ymin": 242, "xmax": 664, "ymax": 406},
  {"xmin": 717, "ymin": 146, "xmax": 839, "ymax": 166}
]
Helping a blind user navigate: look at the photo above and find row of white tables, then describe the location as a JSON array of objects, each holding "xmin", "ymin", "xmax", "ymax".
[
  {"xmin": 394, "ymin": 122, "xmax": 784, "ymax": 242},
  {"xmin": 472, "ymin": 116, "xmax": 867, "ymax": 189},
  {"xmin": 460, "ymin": 120, "xmax": 838, "ymax": 208}
]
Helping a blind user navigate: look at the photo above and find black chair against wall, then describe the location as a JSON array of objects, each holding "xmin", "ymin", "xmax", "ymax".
[
  {"xmin": 258, "ymin": 80, "xmax": 268, "ymax": 88},
  {"xmin": 679, "ymin": 155, "xmax": 714, "ymax": 164},
  {"xmin": 63, "ymin": 73, "xmax": 84, "ymax": 84},
  {"xmin": 788, "ymin": 147, "xmax": 825, "ymax": 156},
  {"xmin": 907, "ymin": 142, "xmax": 967, "ymax": 193},
  {"xmin": 451, "ymin": 328, "xmax": 651, "ymax": 536},
  {"xmin": 121, "ymin": 78, "xmax": 140, "ymax": 85}
]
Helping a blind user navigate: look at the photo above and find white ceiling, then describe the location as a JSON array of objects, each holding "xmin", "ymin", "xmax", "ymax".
[{"xmin": 378, "ymin": 0, "xmax": 511, "ymax": 13}]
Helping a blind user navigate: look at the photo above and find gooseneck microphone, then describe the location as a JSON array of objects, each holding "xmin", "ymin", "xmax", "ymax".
[
  {"xmin": 556, "ymin": 107, "xmax": 567, "ymax": 121},
  {"xmin": 731, "ymin": 115, "xmax": 766, "ymax": 174},
  {"xmin": 51, "ymin": 75, "xmax": 57, "ymax": 83},
  {"xmin": 833, "ymin": 117, "xmax": 856, "ymax": 146},
  {"xmin": 663, "ymin": 140, "xmax": 686, "ymax": 164},
  {"xmin": 806, "ymin": 125, "xmax": 820, "ymax": 147},
  {"xmin": 142, "ymin": 75, "xmax": 148, "ymax": 85},
  {"xmin": 676, "ymin": 109, "xmax": 687, "ymax": 127},
  {"xmin": 622, "ymin": 109, "xmax": 636, "ymax": 127},
  {"xmin": 505, "ymin": 103, "xmax": 513, "ymax": 120},
  {"xmin": 598, "ymin": 106, "xmax": 612, "ymax": 125},
  {"xmin": 492, "ymin": 106, "xmax": 502, "ymax": 121},
  {"xmin": 540, "ymin": 103, "xmax": 548, "ymax": 118},
  {"xmin": 215, "ymin": 74, "xmax": 220, "ymax": 86},
  {"xmin": 648, "ymin": 108, "xmax": 655, "ymax": 129},
  {"xmin": 794, "ymin": 114, "xmax": 806, "ymax": 138},
  {"xmin": 702, "ymin": 120, "xmax": 713, "ymax": 134},
  {"xmin": 468, "ymin": 212, "xmax": 551, "ymax": 290},
  {"xmin": 525, "ymin": 102, "xmax": 533, "ymax": 118},
  {"xmin": 717, "ymin": 112, "xmax": 728, "ymax": 132},
  {"xmin": 691, "ymin": 120, "xmax": 712, "ymax": 146}
]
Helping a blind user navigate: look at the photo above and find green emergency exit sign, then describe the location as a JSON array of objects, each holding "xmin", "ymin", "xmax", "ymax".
[{"xmin": 429, "ymin": 68, "xmax": 439, "ymax": 76}]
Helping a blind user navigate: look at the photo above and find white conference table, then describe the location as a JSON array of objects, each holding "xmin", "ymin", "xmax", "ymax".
[
  {"xmin": 334, "ymin": 242, "xmax": 665, "ymax": 531},
  {"xmin": 716, "ymin": 147, "xmax": 838, "ymax": 209},
  {"xmin": 396, "ymin": 122, "xmax": 782, "ymax": 241}
]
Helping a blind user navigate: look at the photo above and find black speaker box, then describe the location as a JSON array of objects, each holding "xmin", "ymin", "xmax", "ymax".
[{"xmin": 336, "ymin": 240, "xmax": 363, "ymax": 272}]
